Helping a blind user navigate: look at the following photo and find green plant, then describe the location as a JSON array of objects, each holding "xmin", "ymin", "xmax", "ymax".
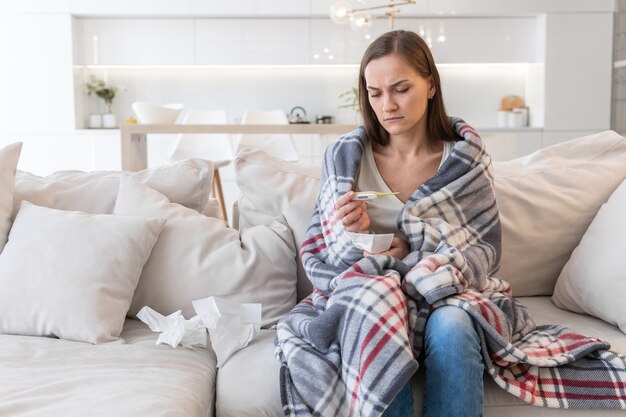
[
  {"xmin": 85, "ymin": 74, "xmax": 124, "ymax": 114},
  {"xmin": 338, "ymin": 87, "xmax": 359, "ymax": 112}
]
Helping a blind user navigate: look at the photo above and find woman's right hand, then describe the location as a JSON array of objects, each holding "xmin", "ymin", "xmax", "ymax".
[{"xmin": 335, "ymin": 191, "xmax": 370, "ymax": 232}]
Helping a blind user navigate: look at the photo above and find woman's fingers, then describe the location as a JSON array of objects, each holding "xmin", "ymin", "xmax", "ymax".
[
  {"xmin": 345, "ymin": 211, "xmax": 370, "ymax": 232},
  {"xmin": 341, "ymin": 206, "xmax": 363, "ymax": 226},
  {"xmin": 334, "ymin": 191, "xmax": 355, "ymax": 210},
  {"xmin": 335, "ymin": 191, "xmax": 369, "ymax": 232}
]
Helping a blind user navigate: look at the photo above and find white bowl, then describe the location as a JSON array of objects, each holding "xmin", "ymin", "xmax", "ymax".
[{"xmin": 132, "ymin": 102, "xmax": 184, "ymax": 124}]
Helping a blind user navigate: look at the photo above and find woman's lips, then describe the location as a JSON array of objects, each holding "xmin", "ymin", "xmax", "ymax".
[{"xmin": 384, "ymin": 116, "xmax": 403, "ymax": 122}]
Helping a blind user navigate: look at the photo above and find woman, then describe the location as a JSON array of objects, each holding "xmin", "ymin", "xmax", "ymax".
[
  {"xmin": 276, "ymin": 30, "xmax": 500, "ymax": 417},
  {"xmin": 335, "ymin": 29, "xmax": 485, "ymax": 417}
]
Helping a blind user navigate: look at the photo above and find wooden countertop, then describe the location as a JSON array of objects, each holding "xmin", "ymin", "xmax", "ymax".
[
  {"xmin": 119, "ymin": 123, "xmax": 359, "ymax": 172},
  {"xmin": 120, "ymin": 123, "xmax": 359, "ymax": 135}
]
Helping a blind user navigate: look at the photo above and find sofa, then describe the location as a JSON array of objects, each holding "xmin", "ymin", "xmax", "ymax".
[{"xmin": 0, "ymin": 129, "xmax": 625, "ymax": 417}]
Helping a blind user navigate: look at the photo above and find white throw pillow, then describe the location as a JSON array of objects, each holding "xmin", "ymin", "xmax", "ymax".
[
  {"xmin": 0, "ymin": 202, "xmax": 165, "ymax": 344},
  {"xmin": 234, "ymin": 149, "xmax": 320, "ymax": 300},
  {"xmin": 494, "ymin": 130, "xmax": 626, "ymax": 296},
  {"xmin": 0, "ymin": 142, "xmax": 22, "ymax": 252},
  {"xmin": 14, "ymin": 158, "xmax": 214, "ymax": 217},
  {"xmin": 114, "ymin": 175, "xmax": 297, "ymax": 327},
  {"xmin": 551, "ymin": 178, "xmax": 626, "ymax": 333}
]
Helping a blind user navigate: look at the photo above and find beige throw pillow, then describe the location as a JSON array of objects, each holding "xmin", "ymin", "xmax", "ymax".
[
  {"xmin": 234, "ymin": 149, "xmax": 320, "ymax": 300},
  {"xmin": 114, "ymin": 175, "xmax": 297, "ymax": 327},
  {"xmin": 0, "ymin": 142, "xmax": 22, "ymax": 252},
  {"xmin": 551, "ymin": 178, "xmax": 626, "ymax": 333},
  {"xmin": 494, "ymin": 130, "xmax": 626, "ymax": 296},
  {"xmin": 0, "ymin": 202, "xmax": 165, "ymax": 344},
  {"xmin": 14, "ymin": 158, "xmax": 214, "ymax": 217}
]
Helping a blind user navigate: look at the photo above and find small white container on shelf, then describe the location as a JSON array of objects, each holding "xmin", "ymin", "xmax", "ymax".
[
  {"xmin": 507, "ymin": 111, "xmax": 525, "ymax": 128},
  {"xmin": 497, "ymin": 110, "xmax": 510, "ymax": 128},
  {"xmin": 102, "ymin": 113, "xmax": 117, "ymax": 128},
  {"xmin": 513, "ymin": 107, "xmax": 529, "ymax": 127},
  {"xmin": 88, "ymin": 114, "xmax": 102, "ymax": 129}
]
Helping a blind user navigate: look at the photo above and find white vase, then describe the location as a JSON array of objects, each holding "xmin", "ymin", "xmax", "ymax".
[
  {"xmin": 102, "ymin": 113, "xmax": 117, "ymax": 129},
  {"xmin": 88, "ymin": 114, "xmax": 102, "ymax": 129}
]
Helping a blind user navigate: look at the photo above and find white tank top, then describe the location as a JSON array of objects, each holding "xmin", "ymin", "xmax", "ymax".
[{"xmin": 356, "ymin": 140, "xmax": 453, "ymax": 235}]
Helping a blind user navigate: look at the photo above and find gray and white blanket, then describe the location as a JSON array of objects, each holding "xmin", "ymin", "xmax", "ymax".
[{"xmin": 275, "ymin": 118, "xmax": 626, "ymax": 417}]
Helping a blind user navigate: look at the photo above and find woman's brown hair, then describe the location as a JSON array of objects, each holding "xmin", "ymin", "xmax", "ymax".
[{"xmin": 358, "ymin": 30, "xmax": 458, "ymax": 146}]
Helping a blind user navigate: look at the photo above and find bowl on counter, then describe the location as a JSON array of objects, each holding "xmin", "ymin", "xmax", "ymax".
[{"xmin": 132, "ymin": 102, "xmax": 184, "ymax": 124}]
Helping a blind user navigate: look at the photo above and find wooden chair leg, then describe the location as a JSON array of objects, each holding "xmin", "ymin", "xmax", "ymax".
[{"xmin": 213, "ymin": 168, "xmax": 228, "ymax": 227}]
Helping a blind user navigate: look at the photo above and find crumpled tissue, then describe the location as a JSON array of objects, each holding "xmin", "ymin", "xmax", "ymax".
[
  {"xmin": 348, "ymin": 232, "xmax": 394, "ymax": 253},
  {"xmin": 136, "ymin": 297, "xmax": 262, "ymax": 367},
  {"xmin": 193, "ymin": 296, "xmax": 262, "ymax": 367},
  {"xmin": 136, "ymin": 306, "xmax": 207, "ymax": 348}
]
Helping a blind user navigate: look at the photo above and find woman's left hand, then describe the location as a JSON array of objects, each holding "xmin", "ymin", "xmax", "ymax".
[{"xmin": 364, "ymin": 237, "xmax": 410, "ymax": 260}]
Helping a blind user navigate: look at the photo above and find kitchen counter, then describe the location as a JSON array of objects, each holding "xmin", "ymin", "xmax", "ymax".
[{"xmin": 120, "ymin": 123, "xmax": 358, "ymax": 171}]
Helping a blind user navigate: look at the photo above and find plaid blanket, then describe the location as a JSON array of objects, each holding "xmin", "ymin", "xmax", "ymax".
[{"xmin": 275, "ymin": 119, "xmax": 626, "ymax": 417}]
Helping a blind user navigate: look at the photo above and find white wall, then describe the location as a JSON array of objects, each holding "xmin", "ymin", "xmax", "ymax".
[{"xmin": 0, "ymin": 13, "xmax": 78, "ymax": 174}]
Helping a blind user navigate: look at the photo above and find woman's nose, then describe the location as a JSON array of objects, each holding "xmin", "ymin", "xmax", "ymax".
[{"xmin": 382, "ymin": 95, "xmax": 397, "ymax": 112}]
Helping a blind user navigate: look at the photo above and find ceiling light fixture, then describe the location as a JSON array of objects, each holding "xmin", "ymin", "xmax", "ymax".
[{"xmin": 330, "ymin": 0, "xmax": 416, "ymax": 32}]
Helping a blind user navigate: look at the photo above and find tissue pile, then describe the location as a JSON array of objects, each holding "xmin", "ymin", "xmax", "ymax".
[{"xmin": 137, "ymin": 296, "xmax": 261, "ymax": 367}]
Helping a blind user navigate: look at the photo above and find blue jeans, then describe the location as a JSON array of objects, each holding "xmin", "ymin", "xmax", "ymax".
[
  {"xmin": 423, "ymin": 305, "xmax": 484, "ymax": 417},
  {"xmin": 382, "ymin": 305, "xmax": 483, "ymax": 417},
  {"xmin": 382, "ymin": 380, "xmax": 413, "ymax": 417}
]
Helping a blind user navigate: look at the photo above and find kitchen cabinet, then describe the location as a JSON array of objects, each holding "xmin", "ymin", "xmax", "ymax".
[
  {"xmin": 195, "ymin": 19, "xmax": 246, "ymax": 64},
  {"xmin": 239, "ymin": 19, "xmax": 311, "ymax": 64},
  {"xmin": 73, "ymin": 14, "xmax": 540, "ymax": 65},
  {"xmin": 428, "ymin": 0, "xmax": 545, "ymax": 16},
  {"xmin": 310, "ymin": 0, "xmax": 429, "ymax": 16},
  {"xmin": 309, "ymin": 19, "xmax": 351, "ymax": 64},
  {"xmin": 12, "ymin": 0, "xmax": 612, "ymax": 18},
  {"xmin": 544, "ymin": 13, "xmax": 613, "ymax": 130},
  {"xmin": 196, "ymin": 18, "xmax": 311, "ymax": 64},
  {"xmin": 427, "ymin": 0, "xmax": 615, "ymax": 15},
  {"xmin": 312, "ymin": 16, "xmax": 540, "ymax": 65},
  {"xmin": 544, "ymin": 0, "xmax": 615, "ymax": 13},
  {"xmin": 418, "ymin": 17, "xmax": 539, "ymax": 63},
  {"xmin": 343, "ymin": 19, "xmax": 391, "ymax": 64},
  {"xmin": 77, "ymin": 17, "xmax": 312, "ymax": 65},
  {"xmin": 74, "ymin": 18, "xmax": 195, "ymax": 65},
  {"xmin": 69, "ymin": 0, "xmax": 194, "ymax": 17},
  {"xmin": 481, "ymin": 130, "xmax": 543, "ymax": 162},
  {"xmin": 253, "ymin": 17, "xmax": 395, "ymax": 65},
  {"xmin": 196, "ymin": 1, "xmax": 314, "ymax": 16}
]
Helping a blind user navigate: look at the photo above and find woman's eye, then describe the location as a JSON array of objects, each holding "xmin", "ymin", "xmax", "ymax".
[
  {"xmin": 369, "ymin": 92, "xmax": 381, "ymax": 98},
  {"xmin": 396, "ymin": 88, "xmax": 409, "ymax": 94}
]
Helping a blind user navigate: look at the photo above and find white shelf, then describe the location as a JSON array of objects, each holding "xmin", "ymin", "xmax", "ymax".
[{"xmin": 478, "ymin": 127, "xmax": 543, "ymax": 132}]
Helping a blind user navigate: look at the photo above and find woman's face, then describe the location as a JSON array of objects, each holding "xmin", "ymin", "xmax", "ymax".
[{"xmin": 364, "ymin": 54, "xmax": 434, "ymax": 139}]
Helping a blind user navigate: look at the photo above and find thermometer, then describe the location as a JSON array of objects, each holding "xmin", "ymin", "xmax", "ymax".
[{"xmin": 353, "ymin": 191, "xmax": 400, "ymax": 200}]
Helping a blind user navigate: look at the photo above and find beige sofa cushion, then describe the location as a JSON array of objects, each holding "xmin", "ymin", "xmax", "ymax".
[
  {"xmin": 216, "ymin": 330, "xmax": 282, "ymax": 417},
  {"xmin": 235, "ymin": 131, "xmax": 626, "ymax": 299},
  {"xmin": 235, "ymin": 149, "xmax": 319, "ymax": 300},
  {"xmin": 14, "ymin": 158, "xmax": 214, "ymax": 216},
  {"xmin": 551, "ymin": 178, "xmax": 626, "ymax": 333},
  {"xmin": 114, "ymin": 175, "xmax": 297, "ymax": 327},
  {"xmin": 494, "ymin": 130, "xmax": 626, "ymax": 296}
]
